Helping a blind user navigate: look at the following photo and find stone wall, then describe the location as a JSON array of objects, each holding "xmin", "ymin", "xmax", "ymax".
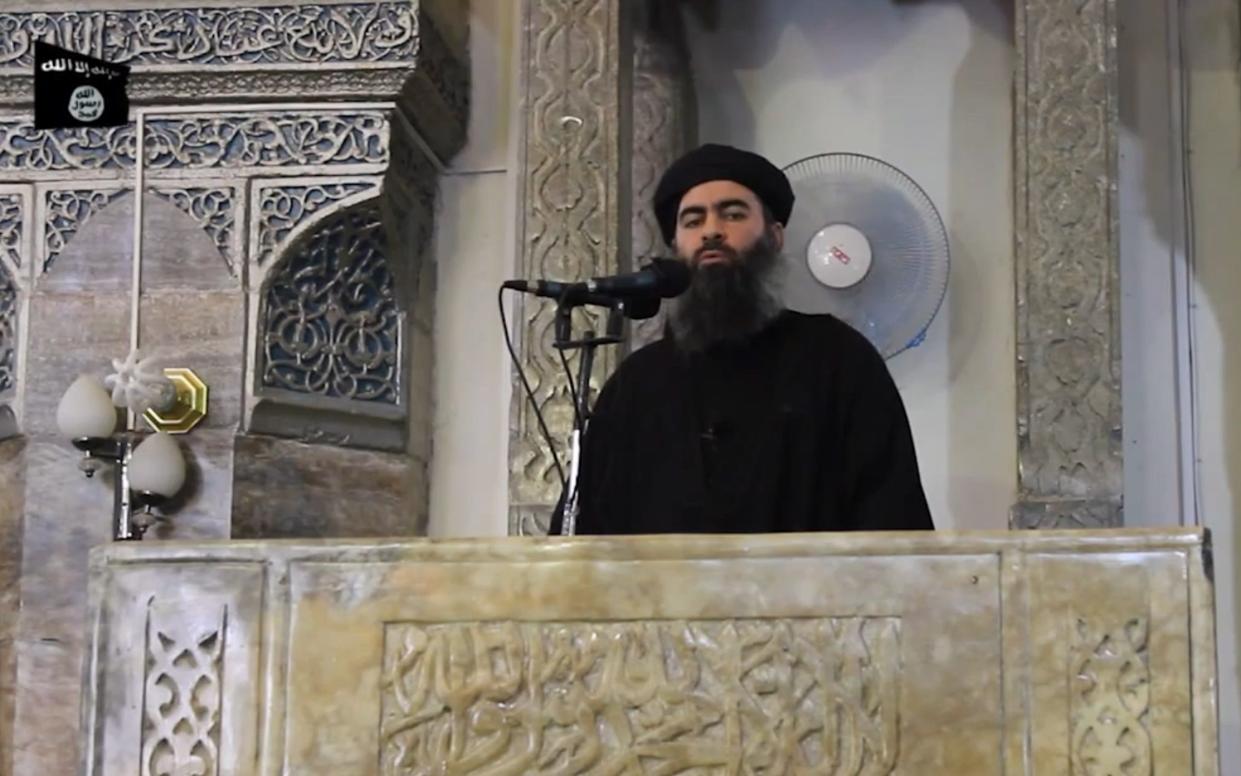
[{"xmin": 0, "ymin": 2, "xmax": 469, "ymax": 771}]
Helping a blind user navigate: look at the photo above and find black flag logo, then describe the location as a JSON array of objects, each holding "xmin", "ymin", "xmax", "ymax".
[{"xmin": 34, "ymin": 41, "xmax": 130, "ymax": 129}]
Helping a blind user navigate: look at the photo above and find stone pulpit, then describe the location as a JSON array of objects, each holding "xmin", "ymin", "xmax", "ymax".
[{"xmin": 79, "ymin": 528, "xmax": 1218, "ymax": 774}]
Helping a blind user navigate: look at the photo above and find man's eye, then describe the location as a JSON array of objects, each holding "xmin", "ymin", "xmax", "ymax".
[
  {"xmin": 682, "ymin": 218, "xmax": 702, "ymax": 228},
  {"xmin": 724, "ymin": 210, "xmax": 746, "ymax": 220}
]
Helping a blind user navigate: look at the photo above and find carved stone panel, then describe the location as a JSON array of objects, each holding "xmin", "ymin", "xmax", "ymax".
[
  {"xmin": 251, "ymin": 179, "xmax": 378, "ymax": 270},
  {"xmin": 0, "ymin": 120, "xmax": 135, "ymax": 178},
  {"xmin": 0, "ymin": 4, "xmax": 420, "ymax": 107},
  {"xmin": 142, "ymin": 111, "xmax": 390, "ymax": 176},
  {"xmin": 40, "ymin": 187, "xmax": 128, "ymax": 275},
  {"xmin": 510, "ymin": 0, "xmax": 631, "ymax": 532},
  {"xmin": 140, "ymin": 602, "xmax": 226, "ymax": 776},
  {"xmin": 0, "ymin": 267, "xmax": 16, "ymax": 398},
  {"xmin": 629, "ymin": 3, "xmax": 695, "ymax": 351},
  {"xmin": 258, "ymin": 200, "xmax": 402, "ymax": 406},
  {"xmin": 79, "ymin": 529, "xmax": 1217, "ymax": 774},
  {"xmin": 82, "ymin": 560, "xmax": 264, "ymax": 776},
  {"xmin": 380, "ymin": 618, "xmax": 900, "ymax": 774},
  {"xmin": 1012, "ymin": 0, "xmax": 1122, "ymax": 528}
]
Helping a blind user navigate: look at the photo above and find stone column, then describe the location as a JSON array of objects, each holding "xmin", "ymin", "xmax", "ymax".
[
  {"xmin": 508, "ymin": 0, "xmax": 695, "ymax": 534},
  {"xmin": 508, "ymin": 0, "xmax": 631, "ymax": 535},
  {"xmin": 1012, "ymin": 0, "xmax": 1123, "ymax": 528},
  {"xmin": 629, "ymin": 1, "xmax": 696, "ymax": 350}
]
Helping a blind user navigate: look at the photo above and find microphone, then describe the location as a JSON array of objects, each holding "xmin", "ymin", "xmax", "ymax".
[{"xmin": 502, "ymin": 258, "xmax": 690, "ymax": 304}]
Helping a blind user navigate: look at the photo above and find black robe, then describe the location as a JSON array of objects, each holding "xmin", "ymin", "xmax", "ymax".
[{"xmin": 551, "ymin": 311, "xmax": 934, "ymax": 535}]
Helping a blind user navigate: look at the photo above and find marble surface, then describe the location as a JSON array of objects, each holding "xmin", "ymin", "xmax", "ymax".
[
  {"xmin": 231, "ymin": 433, "xmax": 420, "ymax": 539},
  {"xmin": 0, "ymin": 437, "xmax": 24, "ymax": 774},
  {"xmin": 80, "ymin": 529, "xmax": 1218, "ymax": 775}
]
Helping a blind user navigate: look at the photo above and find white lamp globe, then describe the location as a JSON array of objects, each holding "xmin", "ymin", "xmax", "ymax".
[
  {"xmin": 56, "ymin": 375, "xmax": 118, "ymax": 439},
  {"xmin": 128, "ymin": 432, "xmax": 187, "ymax": 498}
]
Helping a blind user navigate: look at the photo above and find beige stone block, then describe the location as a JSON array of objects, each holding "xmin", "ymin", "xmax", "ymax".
[
  {"xmin": 138, "ymin": 290, "xmax": 245, "ymax": 430},
  {"xmin": 22, "ymin": 293, "xmax": 128, "ymax": 436},
  {"xmin": 78, "ymin": 529, "xmax": 1217, "ymax": 775},
  {"xmin": 14, "ymin": 436, "xmax": 114, "ymax": 776},
  {"xmin": 140, "ymin": 190, "xmax": 240, "ymax": 291},
  {"xmin": 0, "ymin": 436, "xmax": 24, "ymax": 774},
  {"xmin": 231, "ymin": 434, "xmax": 417, "ymax": 539}
]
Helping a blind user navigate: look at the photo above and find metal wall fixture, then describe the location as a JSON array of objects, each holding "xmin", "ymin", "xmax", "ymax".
[{"xmin": 56, "ymin": 352, "xmax": 208, "ymax": 540}]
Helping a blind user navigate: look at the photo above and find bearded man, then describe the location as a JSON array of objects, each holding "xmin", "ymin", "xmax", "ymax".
[{"xmin": 554, "ymin": 144, "xmax": 933, "ymax": 535}]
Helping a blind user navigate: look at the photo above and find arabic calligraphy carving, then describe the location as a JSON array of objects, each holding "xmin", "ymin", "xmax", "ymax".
[
  {"xmin": 0, "ymin": 12, "xmax": 102, "ymax": 68},
  {"xmin": 381, "ymin": 617, "xmax": 902, "ymax": 775},
  {"xmin": 0, "ymin": 5, "xmax": 415, "ymax": 68},
  {"xmin": 151, "ymin": 188, "xmax": 237, "ymax": 274},
  {"xmin": 0, "ymin": 265, "xmax": 16, "ymax": 395},
  {"xmin": 0, "ymin": 120, "xmax": 135, "ymax": 171},
  {"xmin": 255, "ymin": 182, "xmax": 376, "ymax": 267},
  {"xmin": 43, "ymin": 189, "xmax": 126, "ymax": 273},
  {"xmin": 261, "ymin": 201, "xmax": 401, "ymax": 403},
  {"xmin": 0, "ymin": 193, "xmax": 21, "ymax": 269},
  {"xmin": 144, "ymin": 113, "xmax": 389, "ymax": 170},
  {"xmin": 1070, "ymin": 616, "xmax": 1152, "ymax": 776},
  {"xmin": 141, "ymin": 602, "xmax": 225, "ymax": 776}
]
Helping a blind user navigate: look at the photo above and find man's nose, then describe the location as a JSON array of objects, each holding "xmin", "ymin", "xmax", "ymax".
[{"xmin": 701, "ymin": 215, "xmax": 723, "ymax": 241}]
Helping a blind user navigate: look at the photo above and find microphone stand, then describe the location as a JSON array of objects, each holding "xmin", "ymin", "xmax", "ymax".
[{"xmin": 553, "ymin": 294, "xmax": 628, "ymax": 536}]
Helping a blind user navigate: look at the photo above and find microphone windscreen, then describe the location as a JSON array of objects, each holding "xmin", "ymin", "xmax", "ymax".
[{"xmin": 647, "ymin": 257, "xmax": 691, "ymax": 298}]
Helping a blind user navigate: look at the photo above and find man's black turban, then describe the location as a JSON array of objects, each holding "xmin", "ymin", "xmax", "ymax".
[{"xmin": 653, "ymin": 143, "xmax": 795, "ymax": 245}]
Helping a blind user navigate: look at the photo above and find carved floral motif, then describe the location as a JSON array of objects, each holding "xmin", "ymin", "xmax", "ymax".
[
  {"xmin": 144, "ymin": 113, "xmax": 389, "ymax": 171},
  {"xmin": 1071, "ymin": 617, "xmax": 1151, "ymax": 776},
  {"xmin": 261, "ymin": 201, "xmax": 400, "ymax": 404},
  {"xmin": 1013, "ymin": 0, "xmax": 1121, "ymax": 528},
  {"xmin": 0, "ymin": 5, "xmax": 415, "ymax": 68},
  {"xmin": 141, "ymin": 603, "xmax": 226, "ymax": 776},
  {"xmin": 0, "ymin": 265, "xmax": 16, "ymax": 395},
  {"xmin": 255, "ymin": 182, "xmax": 376, "ymax": 267},
  {"xmin": 0, "ymin": 193, "xmax": 22, "ymax": 269}
]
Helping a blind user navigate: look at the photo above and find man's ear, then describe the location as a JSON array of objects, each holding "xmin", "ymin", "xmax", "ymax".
[{"xmin": 769, "ymin": 221, "xmax": 785, "ymax": 252}]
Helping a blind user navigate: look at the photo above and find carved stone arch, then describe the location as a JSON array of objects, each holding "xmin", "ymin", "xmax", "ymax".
[{"xmin": 250, "ymin": 195, "xmax": 410, "ymax": 451}]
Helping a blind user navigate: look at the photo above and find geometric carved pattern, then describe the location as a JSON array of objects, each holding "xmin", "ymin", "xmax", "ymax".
[
  {"xmin": 381, "ymin": 618, "xmax": 901, "ymax": 775},
  {"xmin": 43, "ymin": 189, "xmax": 127, "ymax": 273},
  {"xmin": 1012, "ymin": 0, "xmax": 1122, "ymax": 528},
  {"xmin": 151, "ymin": 188, "xmax": 236, "ymax": 274},
  {"xmin": 144, "ymin": 113, "xmax": 389, "ymax": 171},
  {"xmin": 141, "ymin": 602, "xmax": 226, "ymax": 776},
  {"xmin": 1070, "ymin": 617, "xmax": 1151, "ymax": 776},
  {"xmin": 255, "ymin": 182, "xmax": 375, "ymax": 266},
  {"xmin": 0, "ymin": 5, "xmax": 416, "ymax": 68},
  {"xmin": 0, "ymin": 192, "xmax": 23, "ymax": 268},
  {"xmin": 628, "ymin": 9, "xmax": 692, "ymax": 351},
  {"xmin": 261, "ymin": 201, "xmax": 400, "ymax": 403},
  {"xmin": 0, "ymin": 120, "xmax": 135, "ymax": 171},
  {"xmin": 0, "ymin": 263, "xmax": 16, "ymax": 395},
  {"xmin": 511, "ymin": 0, "xmax": 626, "ymax": 528}
]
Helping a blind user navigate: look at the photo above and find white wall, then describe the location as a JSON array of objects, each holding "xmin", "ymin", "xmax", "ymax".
[
  {"xmin": 1183, "ymin": 1, "xmax": 1241, "ymax": 770},
  {"xmin": 426, "ymin": 0, "xmax": 516, "ymax": 537},
  {"xmin": 682, "ymin": 0, "xmax": 1016, "ymax": 530}
]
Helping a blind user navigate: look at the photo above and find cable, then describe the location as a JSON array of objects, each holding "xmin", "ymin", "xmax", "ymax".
[
  {"xmin": 498, "ymin": 287, "xmax": 567, "ymax": 490},
  {"xmin": 557, "ymin": 342, "xmax": 583, "ymax": 430}
]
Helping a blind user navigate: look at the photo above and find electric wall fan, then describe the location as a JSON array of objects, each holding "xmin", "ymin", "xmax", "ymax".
[{"xmin": 780, "ymin": 152, "xmax": 950, "ymax": 359}]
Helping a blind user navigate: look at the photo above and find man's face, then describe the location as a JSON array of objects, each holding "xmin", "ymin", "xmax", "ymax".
[
  {"xmin": 673, "ymin": 180, "xmax": 784, "ymax": 266},
  {"xmin": 666, "ymin": 180, "xmax": 787, "ymax": 352}
]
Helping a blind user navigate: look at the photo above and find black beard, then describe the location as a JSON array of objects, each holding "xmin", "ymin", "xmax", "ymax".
[{"xmin": 667, "ymin": 232, "xmax": 785, "ymax": 354}]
